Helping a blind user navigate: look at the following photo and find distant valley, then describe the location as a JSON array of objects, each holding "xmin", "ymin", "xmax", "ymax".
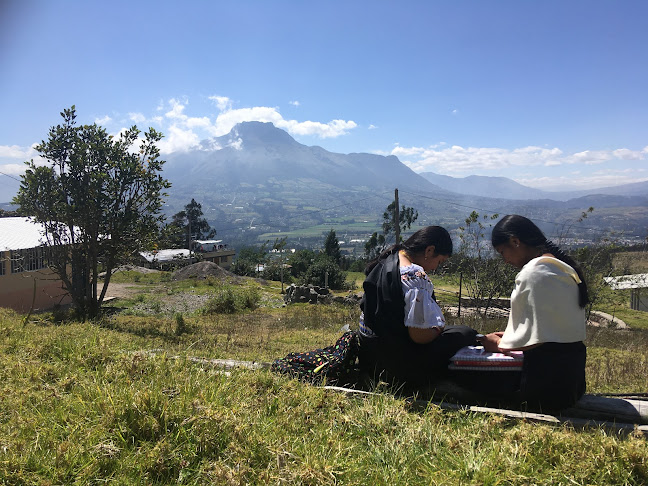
[
  {"xmin": 158, "ymin": 122, "xmax": 647, "ymax": 249},
  {"xmin": 4, "ymin": 121, "xmax": 647, "ymax": 251}
]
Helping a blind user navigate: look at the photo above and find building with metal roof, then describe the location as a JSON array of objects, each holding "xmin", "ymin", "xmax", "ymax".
[
  {"xmin": 603, "ymin": 273, "xmax": 648, "ymax": 311},
  {"xmin": 0, "ymin": 217, "xmax": 71, "ymax": 312}
]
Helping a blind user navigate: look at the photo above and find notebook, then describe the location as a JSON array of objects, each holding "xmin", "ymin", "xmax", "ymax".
[{"xmin": 449, "ymin": 345, "xmax": 524, "ymax": 371}]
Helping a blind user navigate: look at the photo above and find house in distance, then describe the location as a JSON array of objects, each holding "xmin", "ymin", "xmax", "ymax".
[{"xmin": 139, "ymin": 239, "xmax": 235, "ymax": 271}]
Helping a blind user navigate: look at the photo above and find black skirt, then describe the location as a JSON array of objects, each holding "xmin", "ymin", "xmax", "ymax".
[
  {"xmin": 358, "ymin": 325, "xmax": 478, "ymax": 386},
  {"xmin": 449, "ymin": 341, "xmax": 587, "ymax": 411}
]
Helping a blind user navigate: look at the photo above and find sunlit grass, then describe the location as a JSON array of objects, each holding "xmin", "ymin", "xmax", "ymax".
[{"xmin": 2, "ymin": 271, "xmax": 648, "ymax": 484}]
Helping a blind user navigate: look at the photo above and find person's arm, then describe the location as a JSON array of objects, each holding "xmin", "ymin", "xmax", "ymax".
[
  {"xmin": 408, "ymin": 326, "xmax": 442, "ymax": 344},
  {"xmin": 478, "ymin": 332, "xmax": 540, "ymax": 352},
  {"xmin": 401, "ymin": 269, "xmax": 445, "ymax": 344}
]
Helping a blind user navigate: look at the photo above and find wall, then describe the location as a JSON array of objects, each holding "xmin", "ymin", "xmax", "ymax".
[{"xmin": 0, "ymin": 251, "xmax": 72, "ymax": 312}]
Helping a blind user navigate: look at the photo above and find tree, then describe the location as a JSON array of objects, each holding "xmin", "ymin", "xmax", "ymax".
[
  {"xmin": 166, "ymin": 198, "xmax": 216, "ymax": 248},
  {"xmin": 287, "ymin": 249, "xmax": 316, "ymax": 278},
  {"xmin": 364, "ymin": 199, "xmax": 418, "ymax": 260},
  {"xmin": 323, "ymin": 229, "xmax": 342, "ymax": 265},
  {"xmin": 302, "ymin": 254, "xmax": 348, "ymax": 290},
  {"xmin": 455, "ymin": 211, "xmax": 516, "ymax": 316},
  {"xmin": 13, "ymin": 106, "xmax": 169, "ymax": 319},
  {"xmin": 231, "ymin": 244, "xmax": 268, "ymax": 277}
]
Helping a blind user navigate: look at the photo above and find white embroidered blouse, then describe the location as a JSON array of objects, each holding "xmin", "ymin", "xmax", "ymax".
[{"xmin": 359, "ymin": 263, "xmax": 445, "ymax": 337}]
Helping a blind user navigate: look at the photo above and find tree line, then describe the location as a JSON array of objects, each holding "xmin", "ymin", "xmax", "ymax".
[{"xmin": 11, "ymin": 106, "xmax": 631, "ymax": 319}]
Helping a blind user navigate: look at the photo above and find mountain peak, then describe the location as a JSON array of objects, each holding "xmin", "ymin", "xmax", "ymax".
[{"xmin": 227, "ymin": 121, "xmax": 298, "ymax": 147}]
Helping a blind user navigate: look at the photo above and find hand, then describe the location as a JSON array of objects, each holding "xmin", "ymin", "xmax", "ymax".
[{"xmin": 478, "ymin": 332, "xmax": 504, "ymax": 352}]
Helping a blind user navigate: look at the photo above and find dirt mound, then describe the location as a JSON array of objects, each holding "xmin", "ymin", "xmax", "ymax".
[{"xmin": 172, "ymin": 261, "xmax": 240, "ymax": 282}]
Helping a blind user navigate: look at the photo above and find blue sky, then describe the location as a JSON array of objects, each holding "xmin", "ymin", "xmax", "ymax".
[{"xmin": 1, "ymin": 0, "xmax": 647, "ymax": 202}]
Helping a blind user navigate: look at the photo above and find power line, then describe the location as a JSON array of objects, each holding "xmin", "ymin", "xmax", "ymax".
[{"xmin": 0, "ymin": 171, "xmax": 22, "ymax": 183}]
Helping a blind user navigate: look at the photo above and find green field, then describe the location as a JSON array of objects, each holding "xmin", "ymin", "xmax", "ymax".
[{"xmin": 1, "ymin": 272, "xmax": 647, "ymax": 484}]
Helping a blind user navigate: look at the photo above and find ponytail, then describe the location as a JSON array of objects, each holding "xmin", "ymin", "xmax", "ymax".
[{"xmin": 543, "ymin": 240, "xmax": 590, "ymax": 308}]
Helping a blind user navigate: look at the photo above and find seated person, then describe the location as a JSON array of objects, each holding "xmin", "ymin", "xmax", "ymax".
[
  {"xmin": 359, "ymin": 226, "xmax": 477, "ymax": 387},
  {"xmin": 475, "ymin": 215, "xmax": 588, "ymax": 410}
]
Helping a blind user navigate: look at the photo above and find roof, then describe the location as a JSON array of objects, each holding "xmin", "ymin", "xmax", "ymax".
[
  {"xmin": 0, "ymin": 217, "xmax": 48, "ymax": 251},
  {"xmin": 193, "ymin": 239, "xmax": 222, "ymax": 245},
  {"xmin": 140, "ymin": 249, "xmax": 191, "ymax": 263},
  {"xmin": 603, "ymin": 274, "xmax": 648, "ymax": 290}
]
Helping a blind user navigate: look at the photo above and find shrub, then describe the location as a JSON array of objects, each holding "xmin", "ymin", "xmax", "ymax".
[
  {"xmin": 201, "ymin": 286, "xmax": 261, "ymax": 314},
  {"xmin": 301, "ymin": 255, "xmax": 348, "ymax": 290}
]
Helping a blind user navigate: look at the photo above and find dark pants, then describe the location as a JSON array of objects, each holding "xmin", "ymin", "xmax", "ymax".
[
  {"xmin": 358, "ymin": 325, "xmax": 478, "ymax": 387},
  {"xmin": 450, "ymin": 342, "xmax": 587, "ymax": 411}
]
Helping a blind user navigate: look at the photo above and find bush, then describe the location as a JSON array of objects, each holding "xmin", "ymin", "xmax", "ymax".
[
  {"xmin": 261, "ymin": 262, "xmax": 293, "ymax": 284},
  {"xmin": 201, "ymin": 286, "xmax": 261, "ymax": 314},
  {"xmin": 301, "ymin": 256, "xmax": 347, "ymax": 290}
]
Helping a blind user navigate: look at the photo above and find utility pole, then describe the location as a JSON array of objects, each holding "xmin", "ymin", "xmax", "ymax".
[{"xmin": 394, "ymin": 188, "xmax": 400, "ymax": 244}]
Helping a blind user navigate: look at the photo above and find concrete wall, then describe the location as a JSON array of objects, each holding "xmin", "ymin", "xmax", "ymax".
[{"xmin": 0, "ymin": 252, "xmax": 71, "ymax": 313}]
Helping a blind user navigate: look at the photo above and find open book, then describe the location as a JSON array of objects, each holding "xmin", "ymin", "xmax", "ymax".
[{"xmin": 449, "ymin": 345, "xmax": 524, "ymax": 371}]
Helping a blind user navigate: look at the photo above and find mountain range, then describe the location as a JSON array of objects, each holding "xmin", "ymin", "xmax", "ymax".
[
  {"xmin": 418, "ymin": 172, "xmax": 648, "ymax": 202},
  {"xmin": 157, "ymin": 122, "xmax": 647, "ymax": 243},
  {"xmin": 163, "ymin": 121, "xmax": 448, "ymax": 194},
  {"xmin": 3, "ymin": 121, "xmax": 645, "ymax": 243}
]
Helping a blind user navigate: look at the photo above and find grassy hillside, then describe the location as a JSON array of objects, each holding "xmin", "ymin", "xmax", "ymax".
[{"xmin": 1, "ymin": 274, "xmax": 647, "ymax": 484}]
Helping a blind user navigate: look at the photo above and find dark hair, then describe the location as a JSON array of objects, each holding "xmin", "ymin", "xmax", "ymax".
[
  {"xmin": 491, "ymin": 214, "xmax": 589, "ymax": 308},
  {"xmin": 365, "ymin": 226, "xmax": 452, "ymax": 275}
]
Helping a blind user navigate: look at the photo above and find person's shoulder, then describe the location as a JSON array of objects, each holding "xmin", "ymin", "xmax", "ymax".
[
  {"xmin": 400, "ymin": 262, "xmax": 426, "ymax": 277},
  {"xmin": 400, "ymin": 263, "xmax": 431, "ymax": 287},
  {"xmin": 521, "ymin": 256, "xmax": 578, "ymax": 285},
  {"xmin": 531, "ymin": 256, "xmax": 577, "ymax": 277}
]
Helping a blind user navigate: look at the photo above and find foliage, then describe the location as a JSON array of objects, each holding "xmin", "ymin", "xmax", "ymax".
[
  {"xmin": 231, "ymin": 244, "xmax": 268, "ymax": 276},
  {"xmin": 200, "ymin": 286, "xmax": 261, "ymax": 314},
  {"xmin": 301, "ymin": 254, "xmax": 348, "ymax": 290},
  {"xmin": 162, "ymin": 198, "xmax": 216, "ymax": 248},
  {"xmin": 12, "ymin": 106, "xmax": 169, "ymax": 319},
  {"xmin": 381, "ymin": 199, "xmax": 418, "ymax": 240},
  {"xmin": 287, "ymin": 249, "xmax": 316, "ymax": 278},
  {"xmin": 348, "ymin": 258, "xmax": 367, "ymax": 273},
  {"xmin": 261, "ymin": 262, "xmax": 293, "ymax": 284},
  {"xmin": 364, "ymin": 199, "xmax": 418, "ymax": 260},
  {"xmin": 323, "ymin": 229, "xmax": 342, "ymax": 265}
]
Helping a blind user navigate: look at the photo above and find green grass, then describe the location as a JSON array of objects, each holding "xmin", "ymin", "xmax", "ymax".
[{"xmin": 1, "ymin": 276, "xmax": 648, "ymax": 484}]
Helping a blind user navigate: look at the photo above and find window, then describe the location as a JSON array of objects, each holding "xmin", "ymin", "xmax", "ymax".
[
  {"xmin": 10, "ymin": 247, "xmax": 46, "ymax": 273},
  {"xmin": 0, "ymin": 251, "xmax": 5, "ymax": 276}
]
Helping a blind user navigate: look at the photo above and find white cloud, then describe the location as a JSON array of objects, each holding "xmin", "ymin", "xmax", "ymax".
[
  {"xmin": 0, "ymin": 144, "xmax": 36, "ymax": 159},
  {"xmin": 452, "ymin": 109, "xmax": 459, "ymax": 115},
  {"xmin": 368, "ymin": 124, "xmax": 378, "ymax": 130},
  {"xmin": 612, "ymin": 148, "xmax": 644, "ymax": 160},
  {"xmin": 157, "ymin": 124, "xmax": 201, "ymax": 154},
  {"xmin": 208, "ymin": 95, "xmax": 232, "ymax": 112},
  {"xmin": 0, "ymin": 163, "xmax": 27, "ymax": 175},
  {"xmin": 165, "ymin": 98, "xmax": 187, "ymax": 120},
  {"xmin": 277, "ymin": 119, "xmax": 357, "ymax": 138},
  {"xmin": 128, "ymin": 112, "xmax": 147, "ymax": 123},
  {"xmin": 95, "ymin": 115, "xmax": 112, "ymax": 125},
  {"xmin": 569, "ymin": 150, "xmax": 611, "ymax": 165},
  {"xmin": 289, "ymin": 100, "xmax": 300, "ymax": 107},
  {"xmin": 395, "ymin": 143, "xmax": 645, "ymax": 175},
  {"xmin": 516, "ymin": 168, "xmax": 648, "ymax": 190},
  {"xmin": 228, "ymin": 137, "xmax": 243, "ymax": 151}
]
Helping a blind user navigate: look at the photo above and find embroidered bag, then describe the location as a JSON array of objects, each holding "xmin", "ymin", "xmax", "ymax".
[{"xmin": 271, "ymin": 330, "xmax": 359, "ymax": 385}]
